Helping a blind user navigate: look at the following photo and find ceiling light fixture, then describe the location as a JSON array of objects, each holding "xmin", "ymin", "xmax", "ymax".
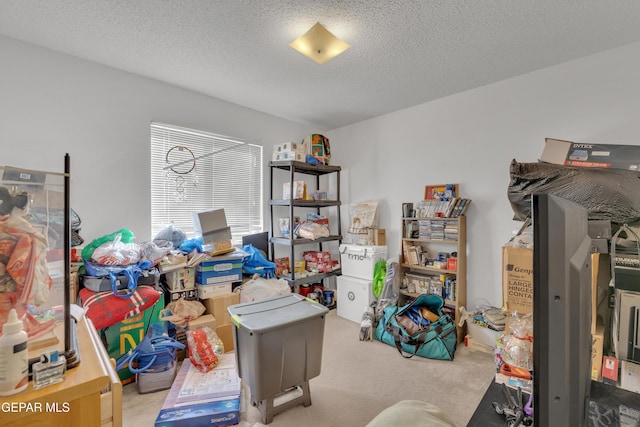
[{"xmin": 289, "ymin": 22, "xmax": 350, "ymax": 64}]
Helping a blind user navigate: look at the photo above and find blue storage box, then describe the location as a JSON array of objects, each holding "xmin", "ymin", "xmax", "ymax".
[{"xmin": 195, "ymin": 249, "xmax": 246, "ymax": 285}]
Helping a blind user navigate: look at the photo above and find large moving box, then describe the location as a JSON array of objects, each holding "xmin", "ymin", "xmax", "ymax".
[{"xmin": 501, "ymin": 246, "xmax": 533, "ymax": 315}]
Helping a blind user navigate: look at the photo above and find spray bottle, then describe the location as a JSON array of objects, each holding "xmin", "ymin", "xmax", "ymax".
[{"xmin": 0, "ymin": 309, "xmax": 29, "ymax": 396}]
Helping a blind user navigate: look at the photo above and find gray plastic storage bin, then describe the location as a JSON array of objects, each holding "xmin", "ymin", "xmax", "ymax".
[{"xmin": 228, "ymin": 293, "xmax": 329, "ymax": 423}]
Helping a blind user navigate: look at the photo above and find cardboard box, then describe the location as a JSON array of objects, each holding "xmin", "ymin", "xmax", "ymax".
[
  {"xmin": 165, "ymin": 267, "xmax": 195, "ymax": 291},
  {"xmin": 195, "ymin": 250, "xmax": 245, "ymax": 285},
  {"xmin": 467, "ymin": 322, "xmax": 502, "ymax": 348},
  {"xmin": 205, "ymin": 239, "xmax": 234, "ymax": 256},
  {"xmin": 592, "ymin": 323, "xmax": 605, "ymax": 381},
  {"xmin": 591, "ymin": 253, "xmax": 610, "ymax": 334},
  {"xmin": 187, "ymin": 314, "xmax": 217, "ymax": 331},
  {"xmin": 464, "ymin": 335, "xmax": 495, "ymax": 355},
  {"xmin": 373, "ymin": 228, "xmax": 386, "ymax": 246},
  {"xmin": 192, "ymin": 208, "xmax": 232, "ymax": 245},
  {"xmin": 158, "ymin": 253, "xmax": 188, "ymax": 274},
  {"xmin": 202, "ymin": 293, "xmax": 240, "ymax": 325},
  {"xmin": 216, "ymin": 323, "xmax": 234, "ymax": 352},
  {"xmin": 155, "ymin": 356, "xmax": 240, "ymax": 427},
  {"xmin": 197, "ymin": 282, "xmax": 233, "ymax": 299},
  {"xmin": 501, "ymin": 246, "xmax": 533, "ymax": 315},
  {"xmin": 272, "ymin": 142, "xmax": 306, "ymax": 162},
  {"xmin": 303, "ymin": 250, "xmax": 333, "ymax": 273},
  {"xmin": 272, "ymin": 141, "xmax": 306, "ymax": 162},
  {"xmin": 282, "ymin": 180, "xmax": 306, "ymax": 199},
  {"xmin": 163, "ymin": 286, "xmax": 198, "ymax": 302},
  {"xmin": 541, "ymin": 138, "xmax": 640, "ymax": 171}
]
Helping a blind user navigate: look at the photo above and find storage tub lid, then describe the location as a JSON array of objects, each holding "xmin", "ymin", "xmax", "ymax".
[{"xmin": 227, "ymin": 293, "xmax": 328, "ymax": 332}]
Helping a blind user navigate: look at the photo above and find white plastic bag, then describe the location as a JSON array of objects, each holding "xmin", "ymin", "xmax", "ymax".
[{"xmin": 236, "ymin": 274, "xmax": 291, "ymax": 303}]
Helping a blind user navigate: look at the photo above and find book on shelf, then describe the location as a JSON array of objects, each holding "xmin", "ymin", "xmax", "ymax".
[
  {"xmin": 459, "ymin": 198, "xmax": 472, "ymax": 216},
  {"xmin": 445, "ymin": 196, "xmax": 460, "ymax": 217},
  {"xmin": 410, "ymin": 196, "xmax": 470, "ymax": 219},
  {"xmin": 451, "ymin": 198, "xmax": 469, "ymax": 217}
]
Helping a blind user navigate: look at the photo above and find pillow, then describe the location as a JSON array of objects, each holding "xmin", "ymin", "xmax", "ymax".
[
  {"xmin": 80, "ymin": 285, "xmax": 162, "ymax": 330},
  {"xmin": 366, "ymin": 400, "xmax": 455, "ymax": 427}
]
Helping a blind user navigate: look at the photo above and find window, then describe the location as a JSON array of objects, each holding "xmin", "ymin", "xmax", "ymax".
[{"xmin": 150, "ymin": 122, "xmax": 263, "ymax": 245}]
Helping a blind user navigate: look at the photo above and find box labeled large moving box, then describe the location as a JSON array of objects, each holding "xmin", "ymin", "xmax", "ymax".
[
  {"xmin": 541, "ymin": 138, "xmax": 640, "ymax": 171},
  {"xmin": 502, "ymin": 247, "xmax": 533, "ymax": 315}
]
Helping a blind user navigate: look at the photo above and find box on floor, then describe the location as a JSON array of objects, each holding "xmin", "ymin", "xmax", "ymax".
[
  {"xmin": 155, "ymin": 355, "xmax": 241, "ymax": 427},
  {"xmin": 201, "ymin": 292, "xmax": 240, "ymax": 352}
]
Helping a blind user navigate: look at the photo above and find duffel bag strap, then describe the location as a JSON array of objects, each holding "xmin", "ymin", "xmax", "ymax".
[{"xmin": 384, "ymin": 318, "xmax": 444, "ymax": 359}]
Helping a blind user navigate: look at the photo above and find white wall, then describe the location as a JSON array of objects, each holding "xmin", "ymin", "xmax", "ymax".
[
  {"xmin": 328, "ymin": 41, "xmax": 640, "ymax": 308},
  {"xmin": 3, "ymin": 35, "xmax": 640, "ymax": 309},
  {"xmin": 0, "ymin": 35, "xmax": 312, "ymax": 243}
]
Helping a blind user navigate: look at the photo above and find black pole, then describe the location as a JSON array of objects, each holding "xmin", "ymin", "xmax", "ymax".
[{"xmin": 64, "ymin": 153, "xmax": 71, "ymax": 352}]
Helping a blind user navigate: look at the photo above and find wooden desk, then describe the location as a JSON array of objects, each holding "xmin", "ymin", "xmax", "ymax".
[{"xmin": 1, "ymin": 316, "xmax": 122, "ymax": 427}]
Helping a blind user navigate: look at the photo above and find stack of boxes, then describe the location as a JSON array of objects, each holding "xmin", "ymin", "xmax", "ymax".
[
  {"xmin": 191, "ymin": 208, "xmax": 244, "ymax": 352},
  {"xmin": 272, "ymin": 134, "xmax": 331, "ymax": 165},
  {"xmin": 336, "ymin": 243, "xmax": 388, "ymax": 323}
]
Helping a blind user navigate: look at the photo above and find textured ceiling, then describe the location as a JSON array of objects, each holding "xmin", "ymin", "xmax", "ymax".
[{"xmin": 2, "ymin": 1, "xmax": 640, "ymax": 130}]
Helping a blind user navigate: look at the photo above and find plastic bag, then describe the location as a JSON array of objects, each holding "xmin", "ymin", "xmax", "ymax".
[
  {"xmin": 294, "ymin": 221, "xmax": 330, "ymax": 240},
  {"xmin": 89, "ymin": 232, "xmax": 141, "ymax": 266},
  {"xmin": 139, "ymin": 240, "xmax": 173, "ymax": 266},
  {"xmin": 186, "ymin": 326, "xmax": 224, "ymax": 373},
  {"xmin": 159, "ymin": 298, "xmax": 206, "ymax": 327},
  {"xmin": 375, "ymin": 260, "xmax": 400, "ymax": 321},
  {"xmin": 179, "ymin": 236, "xmax": 204, "ymax": 253},
  {"xmin": 236, "ymin": 274, "xmax": 291, "ymax": 303},
  {"xmin": 373, "ymin": 259, "xmax": 386, "ymax": 298},
  {"xmin": 242, "ymin": 244, "xmax": 276, "ymax": 278},
  {"xmin": 82, "ymin": 228, "xmax": 136, "ymax": 261},
  {"xmin": 154, "ymin": 224, "xmax": 187, "ymax": 248},
  {"xmin": 508, "ymin": 159, "xmax": 640, "ymax": 223}
]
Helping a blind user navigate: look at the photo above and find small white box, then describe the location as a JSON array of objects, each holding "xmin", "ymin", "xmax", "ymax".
[
  {"xmin": 197, "ymin": 282, "xmax": 233, "ymax": 299},
  {"xmin": 620, "ymin": 360, "xmax": 640, "ymax": 394},
  {"xmin": 336, "ymin": 275, "xmax": 376, "ymax": 324},
  {"xmin": 466, "ymin": 322, "xmax": 502, "ymax": 348},
  {"xmin": 339, "ymin": 244, "xmax": 388, "ymax": 281}
]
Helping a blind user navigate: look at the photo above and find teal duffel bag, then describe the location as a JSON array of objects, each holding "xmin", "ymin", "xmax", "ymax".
[{"xmin": 374, "ymin": 293, "xmax": 457, "ymax": 360}]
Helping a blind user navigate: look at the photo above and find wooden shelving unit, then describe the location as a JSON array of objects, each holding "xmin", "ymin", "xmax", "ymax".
[{"xmin": 399, "ymin": 214, "xmax": 467, "ymax": 343}]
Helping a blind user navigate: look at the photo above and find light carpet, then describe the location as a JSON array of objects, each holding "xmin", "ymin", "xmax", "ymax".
[{"xmin": 122, "ymin": 309, "xmax": 496, "ymax": 427}]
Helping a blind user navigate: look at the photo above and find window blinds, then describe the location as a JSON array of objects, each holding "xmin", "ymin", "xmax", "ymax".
[{"xmin": 150, "ymin": 122, "xmax": 263, "ymax": 245}]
